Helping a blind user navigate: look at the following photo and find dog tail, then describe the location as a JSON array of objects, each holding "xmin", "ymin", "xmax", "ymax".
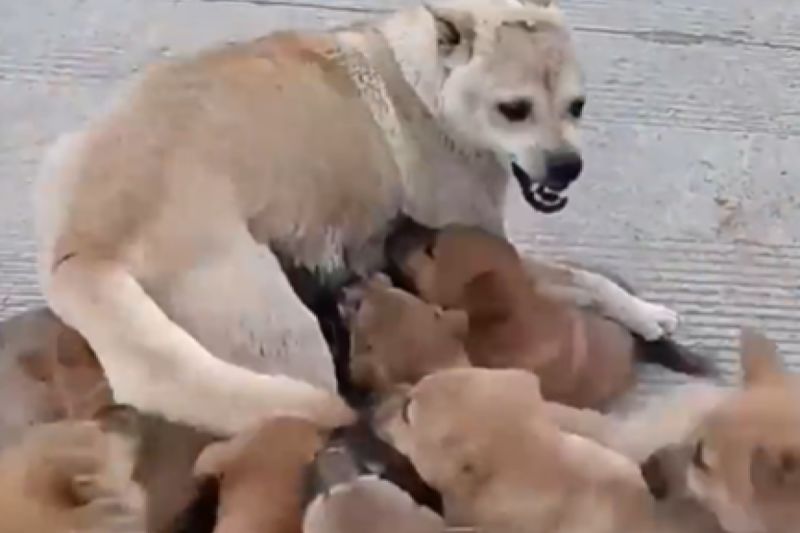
[{"xmin": 634, "ymin": 336, "xmax": 718, "ymax": 377}]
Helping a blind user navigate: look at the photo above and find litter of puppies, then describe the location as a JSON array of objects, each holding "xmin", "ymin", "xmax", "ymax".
[{"xmin": 1, "ymin": 223, "xmax": 798, "ymax": 532}]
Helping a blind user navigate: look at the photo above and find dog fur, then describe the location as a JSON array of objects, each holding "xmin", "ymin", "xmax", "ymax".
[
  {"xmin": 0, "ymin": 405, "xmax": 145, "ymax": 533},
  {"xmin": 35, "ymin": 0, "xmax": 679, "ymax": 436}
]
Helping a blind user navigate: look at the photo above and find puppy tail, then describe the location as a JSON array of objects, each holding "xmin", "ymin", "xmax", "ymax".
[{"xmin": 634, "ymin": 336, "xmax": 718, "ymax": 377}]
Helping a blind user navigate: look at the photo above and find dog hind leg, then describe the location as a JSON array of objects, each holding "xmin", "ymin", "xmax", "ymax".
[{"xmin": 43, "ymin": 252, "xmax": 351, "ymax": 436}]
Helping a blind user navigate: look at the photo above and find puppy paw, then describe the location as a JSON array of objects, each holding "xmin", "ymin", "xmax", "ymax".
[{"xmin": 634, "ymin": 300, "xmax": 680, "ymax": 340}]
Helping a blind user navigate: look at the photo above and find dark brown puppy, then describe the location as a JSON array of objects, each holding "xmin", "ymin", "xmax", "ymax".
[{"xmin": 386, "ymin": 224, "xmax": 712, "ymax": 410}]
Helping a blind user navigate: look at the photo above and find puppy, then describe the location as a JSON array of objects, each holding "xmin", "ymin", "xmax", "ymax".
[
  {"xmin": 194, "ymin": 416, "xmax": 327, "ymax": 533},
  {"xmin": 375, "ymin": 366, "xmax": 722, "ymax": 533},
  {"xmin": 641, "ymin": 328, "xmax": 800, "ymax": 533},
  {"xmin": 0, "ymin": 307, "xmax": 112, "ymax": 444},
  {"xmin": 386, "ymin": 224, "xmax": 712, "ymax": 409},
  {"xmin": 0, "ymin": 405, "xmax": 145, "ymax": 533},
  {"xmin": 343, "ymin": 273, "xmax": 471, "ymax": 395}
]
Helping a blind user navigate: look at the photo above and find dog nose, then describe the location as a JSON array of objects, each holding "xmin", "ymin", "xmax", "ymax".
[{"xmin": 544, "ymin": 150, "xmax": 583, "ymax": 190}]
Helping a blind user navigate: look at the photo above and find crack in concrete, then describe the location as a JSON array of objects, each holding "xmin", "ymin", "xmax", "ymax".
[
  {"xmin": 201, "ymin": 1, "xmax": 800, "ymax": 53},
  {"xmin": 575, "ymin": 26, "xmax": 800, "ymax": 53},
  {"xmin": 201, "ymin": 0, "xmax": 389, "ymax": 14}
]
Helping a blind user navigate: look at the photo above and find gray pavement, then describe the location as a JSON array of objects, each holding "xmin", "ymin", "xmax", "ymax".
[{"xmin": 1, "ymin": 0, "xmax": 799, "ymax": 394}]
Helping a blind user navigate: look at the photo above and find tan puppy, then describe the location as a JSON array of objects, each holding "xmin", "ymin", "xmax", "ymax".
[
  {"xmin": 374, "ymin": 366, "xmax": 670, "ymax": 532},
  {"xmin": 344, "ymin": 274, "xmax": 471, "ymax": 394},
  {"xmin": 387, "ymin": 224, "xmax": 711, "ymax": 409},
  {"xmin": 0, "ymin": 405, "xmax": 145, "ymax": 533},
  {"xmin": 641, "ymin": 329, "xmax": 800, "ymax": 533},
  {"xmin": 194, "ymin": 416, "xmax": 327, "ymax": 533}
]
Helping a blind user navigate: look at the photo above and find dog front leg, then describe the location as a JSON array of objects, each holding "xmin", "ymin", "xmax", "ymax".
[{"xmin": 519, "ymin": 255, "xmax": 679, "ymax": 341}]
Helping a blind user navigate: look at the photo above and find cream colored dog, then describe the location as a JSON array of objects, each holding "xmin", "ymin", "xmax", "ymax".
[
  {"xmin": 0, "ymin": 406, "xmax": 145, "ymax": 533},
  {"xmin": 35, "ymin": 0, "xmax": 678, "ymax": 435}
]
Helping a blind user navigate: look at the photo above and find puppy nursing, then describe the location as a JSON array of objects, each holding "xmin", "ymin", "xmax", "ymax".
[{"xmin": 360, "ymin": 224, "xmax": 708, "ymax": 408}]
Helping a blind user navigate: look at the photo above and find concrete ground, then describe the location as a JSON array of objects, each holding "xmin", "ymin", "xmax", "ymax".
[{"xmin": 1, "ymin": 0, "xmax": 799, "ymax": 395}]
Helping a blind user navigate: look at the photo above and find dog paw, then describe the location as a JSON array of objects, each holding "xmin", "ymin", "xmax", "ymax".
[{"xmin": 635, "ymin": 300, "xmax": 680, "ymax": 341}]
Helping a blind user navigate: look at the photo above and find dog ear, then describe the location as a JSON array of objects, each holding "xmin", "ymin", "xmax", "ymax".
[
  {"xmin": 751, "ymin": 446, "xmax": 800, "ymax": 495},
  {"xmin": 740, "ymin": 327, "xmax": 786, "ymax": 386},
  {"xmin": 424, "ymin": 5, "xmax": 475, "ymax": 62}
]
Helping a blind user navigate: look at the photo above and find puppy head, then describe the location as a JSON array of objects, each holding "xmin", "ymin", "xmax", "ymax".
[
  {"xmin": 343, "ymin": 274, "xmax": 470, "ymax": 392},
  {"xmin": 375, "ymin": 367, "xmax": 544, "ymax": 494},
  {"xmin": 642, "ymin": 328, "xmax": 800, "ymax": 533},
  {"xmin": 195, "ymin": 416, "xmax": 326, "ymax": 512}
]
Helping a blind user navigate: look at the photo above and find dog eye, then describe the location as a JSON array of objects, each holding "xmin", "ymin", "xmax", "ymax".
[
  {"xmin": 497, "ymin": 99, "xmax": 532, "ymax": 122},
  {"xmin": 568, "ymin": 97, "xmax": 585, "ymax": 119},
  {"xmin": 693, "ymin": 441, "xmax": 709, "ymax": 472},
  {"xmin": 401, "ymin": 397, "xmax": 413, "ymax": 424}
]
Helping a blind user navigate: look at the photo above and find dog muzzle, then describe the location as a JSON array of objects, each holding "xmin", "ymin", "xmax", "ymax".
[{"xmin": 511, "ymin": 161, "xmax": 568, "ymax": 214}]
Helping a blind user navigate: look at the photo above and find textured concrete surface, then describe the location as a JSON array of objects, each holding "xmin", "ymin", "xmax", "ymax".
[{"xmin": 1, "ymin": 0, "xmax": 799, "ymax": 393}]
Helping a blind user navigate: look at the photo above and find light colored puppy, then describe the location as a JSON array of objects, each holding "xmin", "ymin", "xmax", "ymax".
[
  {"xmin": 375, "ymin": 367, "xmax": 723, "ymax": 533},
  {"xmin": 35, "ymin": 0, "xmax": 677, "ymax": 436},
  {"xmin": 0, "ymin": 406, "xmax": 145, "ymax": 533},
  {"xmin": 639, "ymin": 329, "xmax": 800, "ymax": 533}
]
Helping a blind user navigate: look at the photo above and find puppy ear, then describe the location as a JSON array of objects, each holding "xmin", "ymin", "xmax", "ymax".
[
  {"xmin": 194, "ymin": 439, "xmax": 237, "ymax": 478},
  {"xmin": 424, "ymin": 5, "xmax": 475, "ymax": 62},
  {"xmin": 751, "ymin": 446, "xmax": 800, "ymax": 495},
  {"xmin": 442, "ymin": 309, "xmax": 469, "ymax": 341},
  {"xmin": 740, "ymin": 327, "xmax": 786, "ymax": 386}
]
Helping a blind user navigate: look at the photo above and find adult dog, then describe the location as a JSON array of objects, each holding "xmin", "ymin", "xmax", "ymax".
[{"xmin": 35, "ymin": 0, "xmax": 678, "ymax": 435}]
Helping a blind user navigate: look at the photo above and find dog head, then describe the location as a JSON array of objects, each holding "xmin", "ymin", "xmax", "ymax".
[
  {"xmin": 373, "ymin": 367, "xmax": 546, "ymax": 497},
  {"xmin": 642, "ymin": 328, "xmax": 800, "ymax": 533},
  {"xmin": 426, "ymin": 0, "xmax": 585, "ymax": 213},
  {"xmin": 341, "ymin": 274, "xmax": 470, "ymax": 393}
]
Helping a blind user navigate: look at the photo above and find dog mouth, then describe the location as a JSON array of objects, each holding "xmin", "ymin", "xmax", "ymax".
[{"xmin": 511, "ymin": 162, "xmax": 568, "ymax": 214}]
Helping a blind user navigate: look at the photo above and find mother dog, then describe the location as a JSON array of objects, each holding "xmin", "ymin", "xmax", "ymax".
[{"xmin": 35, "ymin": 0, "xmax": 678, "ymax": 435}]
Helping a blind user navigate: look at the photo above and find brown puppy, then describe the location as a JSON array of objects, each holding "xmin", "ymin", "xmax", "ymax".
[
  {"xmin": 0, "ymin": 405, "xmax": 145, "ymax": 533},
  {"xmin": 0, "ymin": 307, "xmax": 111, "ymax": 443},
  {"xmin": 642, "ymin": 328, "xmax": 800, "ymax": 533},
  {"xmin": 387, "ymin": 224, "xmax": 710, "ymax": 409},
  {"xmin": 194, "ymin": 416, "xmax": 327, "ymax": 533},
  {"xmin": 343, "ymin": 273, "xmax": 471, "ymax": 394}
]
